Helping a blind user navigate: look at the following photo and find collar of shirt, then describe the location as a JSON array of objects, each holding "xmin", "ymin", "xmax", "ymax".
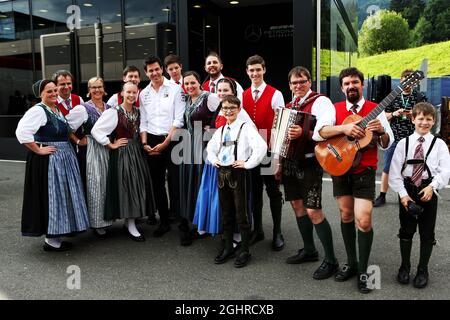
[
  {"xmin": 57, "ymin": 96, "xmax": 70, "ymax": 104},
  {"xmin": 223, "ymin": 118, "xmax": 245, "ymax": 136},
  {"xmin": 170, "ymin": 77, "xmax": 183, "ymax": 85},
  {"xmin": 346, "ymin": 97, "xmax": 365, "ymax": 113},
  {"xmin": 252, "ymin": 82, "xmax": 267, "ymax": 95},
  {"xmin": 210, "ymin": 74, "xmax": 225, "ymax": 87},
  {"xmin": 296, "ymin": 89, "xmax": 313, "ymax": 106},
  {"xmin": 150, "ymin": 77, "xmax": 171, "ymax": 91},
  {"xmin": 411, "ymin": 131, "xmax": 433, "ymax": 143}
]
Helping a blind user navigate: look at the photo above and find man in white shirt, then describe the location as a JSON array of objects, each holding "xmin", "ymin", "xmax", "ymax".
[
  {"xmin": 242, "ymin": 55, "xmax": 285, "ymax": 251},
  {"xmin": 107, "ymin": 66, "xmax": 141, "ymax": 108},
  {"xmin": 140, "ymin": 55, "xmax": 185, "ymax": 237},
  {"xmin": 203, "ymin": 52, "xmax": 244, "ymax": 102},
  {"xmin": 207, "ymin": 95, "xmax": 267, "ymax": 268},
  {"xmin": 52, "ymin": 70, "xmax": 84, "ymax": 116},
  {"xmin": 280, "ymin": 66, "xmax": 339, "ymax": 280}
]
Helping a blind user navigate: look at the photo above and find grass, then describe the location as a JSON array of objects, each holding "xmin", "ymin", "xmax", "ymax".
[{"xmin": 355, "ymin": 40, "xmax": 450, "ymax": 77}]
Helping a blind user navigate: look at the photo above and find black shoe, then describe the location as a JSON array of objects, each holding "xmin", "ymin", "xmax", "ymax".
[
  {"xmin": 272, "ymin": 233, "xmax": 285, "ymax": 251},
  {"xmin": 153, "ymin": 224, "xmax": 171, "ymax": 237},
  {"xmin": 335, "ymin": 263, "xmax": 358, "ymax": 282},
  {"xmin": 179, "ymin": 230, "xmax": 193, "ymax": 246},
  {"xmin": 357, "ymin": 273, "xmax": 372, "ymax": 294},
  {"xmin": 373, "ymin": 195, "xmax": 386, "ymax": 207},
  {"xmin": 43, "ymin": 241, "xmax": 73, "ymax": 252},
  {"xmin": 313, "ymin": 260, "xmax": 339, "ymax": 280},
  {"xmin": 214, "ymin": 248, "xmax": 236, "ymax": 264},
  {"xmin": 397, "ymin": 265, "xmax": 411, "ymax": 284},
  {"xmin": 413, "ymin": 267, "xmax": 429, "ymax": 289},
  {"xmin": 190, "ymin": 229, "xmax": 209, "ymax": 240},
  {"xmin": 234, "ymin": 251, "xmax": 252, "ymax": 268},
  {"xmin": 250, "ymin": 231, "xmax": 265, "ymax": 245},
  {"xmin": 92, "ymin": 228, "xmax": 108, "ymax": 239},
  {"xmin": 147, "ymin": 215, "xmax": 158, "ymax": 225},
  {"xmin": 123, "ymin": 226, "xmax": 145, "ymax": 242},
  {"xmin": 286, "ymin": 248, "xmax": 319, "ymax": 264}
]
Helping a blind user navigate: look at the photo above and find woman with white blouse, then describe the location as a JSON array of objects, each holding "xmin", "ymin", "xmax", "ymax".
[
  {"xmin": 16, "ymin": 79, "xmax": 90, "ymax": 252},
  {"xmin": 91, "ymin": 81, "xmax": 156, "ymax": 242},
  {"xmin": 67, "ymin": 77, "xmax": 112, "ymax": 238}
]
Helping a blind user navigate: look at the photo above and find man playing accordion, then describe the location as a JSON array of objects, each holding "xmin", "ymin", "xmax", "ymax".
[{"xmin": 277, "ymin": 66, "xmax": 339, "ymax": 280}]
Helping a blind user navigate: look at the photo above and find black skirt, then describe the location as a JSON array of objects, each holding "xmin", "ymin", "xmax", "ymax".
[{"xmin": 21, "ymin": 151, "xmax": 49, "ymax": 237}]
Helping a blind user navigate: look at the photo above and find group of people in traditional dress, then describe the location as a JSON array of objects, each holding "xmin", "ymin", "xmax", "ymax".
[{"xmin": 16, "ymin": 52, "xmax": 450, "ymax": 293}]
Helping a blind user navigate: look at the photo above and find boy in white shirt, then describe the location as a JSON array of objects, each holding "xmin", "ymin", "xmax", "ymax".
[
  {"xmin": 389, "ymin": 102, "xmax": 450, "ymax": 289},
  {"xmin": 207, "ymin": 95, "xmax": 267, "ymax": 268}
]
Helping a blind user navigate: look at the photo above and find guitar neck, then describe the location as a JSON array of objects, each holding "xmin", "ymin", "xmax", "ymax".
[{"xmin": 359, "ymin": 86, "xmax": 403, "ymax": 129}]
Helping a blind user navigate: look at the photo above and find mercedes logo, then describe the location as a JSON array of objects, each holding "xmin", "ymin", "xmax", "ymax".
[{"xmin": 244, "ymin": 24, "xmax": 262, "ymax": 43}]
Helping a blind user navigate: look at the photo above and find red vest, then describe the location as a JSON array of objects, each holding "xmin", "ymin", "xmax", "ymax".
[
  {"xmin": 334, "ymin": 100, "xmax": 379, "ymax": 173},
  {"xmin": 202, "ymin": 76, "xmax": 237, "ymax": 92},
  {"xmin": 286, "ymin": 91, "xmax": 324, "ymax": 157},
  {"xmin": 243, "ymin": 85, "xmax": 277, "ymax": 145},
  {"xmin": 57, "ymin": 94, "xmax": 81, "ymax": 116}
]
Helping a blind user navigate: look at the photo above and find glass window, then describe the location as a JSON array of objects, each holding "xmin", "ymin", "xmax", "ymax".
[
  {"xmin": 124, "ymin": 0, "xmax": 176, "ymax": 79},
  {"xmin": 0, "ymin": 0, "xmax": 33, "ymax": 115}
]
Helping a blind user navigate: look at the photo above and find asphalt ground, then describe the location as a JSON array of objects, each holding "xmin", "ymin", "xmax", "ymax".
[{"xmin": 0, "ymin": 159, "xmax": 449, "ymax": 301}]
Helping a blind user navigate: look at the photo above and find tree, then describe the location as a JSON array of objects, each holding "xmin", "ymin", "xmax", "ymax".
[
  {"xmin": 389, "ymin": 0, "xmax": 426, "ymax": 29},
  {"xmin": 412, "ymin": 0, "xmax": 450, "ymax": 45},
  {"xmin": 359, "ymin": 10, "xmax": 410, "ymax": 56}
]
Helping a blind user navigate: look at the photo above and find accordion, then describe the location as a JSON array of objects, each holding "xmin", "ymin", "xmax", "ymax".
[{"xmin": 271, "ymin": 107, "xmax": 317, "ymax": 160}]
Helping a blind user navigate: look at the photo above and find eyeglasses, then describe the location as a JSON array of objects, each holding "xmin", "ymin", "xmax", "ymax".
[
  {"xmin": 222, "ymin": 106, "xmax": 238, "ymax": 111},
  {"xmin": 290, "ymin": 79, "xmax": 309, "ymax": 86}
]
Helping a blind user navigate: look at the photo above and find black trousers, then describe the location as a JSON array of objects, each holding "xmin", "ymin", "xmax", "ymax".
[
  {"xmin": 250, "ymin": 163, "xmax": 283, "ymax": 234},
  {"xmin": 146, "ymin": 133, "xmax": 178, "ymax": 225},
  {"xmin": 398, "ymin": 178, "xmax": 437, "ymax": 245},
  {"xmin": 218, "ymin": 167, "xmax": 251, "ymax": 233}
]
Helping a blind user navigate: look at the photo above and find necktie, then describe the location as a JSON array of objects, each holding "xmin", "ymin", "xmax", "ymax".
[
  {"xmin": 221, "ymin": 126, "xmax": 232, "ymax": 165},
  {"xmin": 351, "ymin": 103, "xmax": 358, "ymax": 114},
  {"xmin": 65, "ymin": 99, "xmax": 72, "ymax": 110},
  {"xmin": 411, "ymin": 137, "xmax": 425, "ymax": 187},
  {"xmin": 293, "ymin": 97, "xmax": 300, "ymax": 110},
  {"xmin": 210, "ymin": 81, "xmax": 216, "ymax": 93},
  {"xmin": 176, "ymin": 81, "xmax": 180, "ymax": 85},
  {"xmin": 254, "ymin": 89, "xmax": 260, "ymax": 101}
]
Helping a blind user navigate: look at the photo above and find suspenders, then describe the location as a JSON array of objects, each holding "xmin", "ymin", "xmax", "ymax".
[
  {"xmin": 219, "ymin": 123, "xmax": 246, "ymax": 161},
  {"xmin": 401, "ymin": 135, "xmax": 438, "ymax": 178}
]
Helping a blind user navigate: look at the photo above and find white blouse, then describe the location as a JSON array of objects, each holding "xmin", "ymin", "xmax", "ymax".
[
  {"xmin": 16, "ymin": 105, "xmax": 79, "ymax": 144},
  {"xmin": 91, "ymin": 108, "xmax": 119, "ymax": 146}
]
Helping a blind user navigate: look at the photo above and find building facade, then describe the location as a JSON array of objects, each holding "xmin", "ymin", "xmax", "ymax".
[{"xmin": 0, "ymin": 0, "xmax": 358, "ymax": 160}]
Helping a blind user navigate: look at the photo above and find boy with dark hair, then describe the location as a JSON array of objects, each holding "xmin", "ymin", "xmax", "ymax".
[
  {"xmin": 389, "ymin": 102, "xmax": 450, "ymax": 289},
  {"xmin": 107, "ymin": 65, "xmax": 141, "ymax": 108},
  {"xmin": 207, "ymin": 95, "xmax": 267, "ymax": 268},
  {"xmin": 164, "ymin": 54, "xmax": 184, "ymax": 86}
]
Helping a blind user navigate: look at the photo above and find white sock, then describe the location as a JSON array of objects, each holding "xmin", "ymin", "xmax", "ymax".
[
  {"xmin": 233, "ymin": 233, "xmax": 241, "ymax": 248},
  {"xmin": 126, "ymin": 219, "xmax": 141, "ymax": 237},
  {"xmin": 198, "ymin": 230, "xmax": 206, "ymax": 235},
  {"xmin": 45, "ymin": 237, "xmax": 61, "ymax": 248},
  {"xmin": 95, "ymin": 228, "xmax": 106, "ymax": 235}
]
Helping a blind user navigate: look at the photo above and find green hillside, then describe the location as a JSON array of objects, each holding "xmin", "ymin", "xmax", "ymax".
[{"xmin": 355, "ymin": 40, "xmax": 450, "ymax": 77}]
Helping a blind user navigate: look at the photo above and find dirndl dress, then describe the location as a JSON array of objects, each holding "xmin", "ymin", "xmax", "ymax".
[{"xmin": 20, "ymin": 104, "xmax": 90, "ymax": 237}]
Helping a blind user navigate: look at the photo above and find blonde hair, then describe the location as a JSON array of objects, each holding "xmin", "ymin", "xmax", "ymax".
[{"xmin": 86, "ymin": 77, "xmax": 107, "ymax": 97}]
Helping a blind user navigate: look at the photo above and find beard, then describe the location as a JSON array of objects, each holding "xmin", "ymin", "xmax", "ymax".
[{"xmin": 346, "ymin": 88, "xmax": 360, "ymax": 103}]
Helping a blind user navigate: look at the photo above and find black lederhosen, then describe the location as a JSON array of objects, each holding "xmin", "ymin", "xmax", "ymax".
[
  {"xmin": 282, "ymin": 157, "xmax": 323, "ymax": 209},
  {"xmin": 398, "ymin": 136, "xmax": 438, "ymax": 245}
]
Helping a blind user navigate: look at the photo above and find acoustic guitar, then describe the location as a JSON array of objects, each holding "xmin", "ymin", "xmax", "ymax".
[{"xmin": 315, "ymin": 70, "xmax": 424, "ymax": 176}]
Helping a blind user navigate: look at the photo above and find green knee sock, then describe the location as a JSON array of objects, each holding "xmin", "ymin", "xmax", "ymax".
[
  {"xmin": 341, "ymin": 220, "xmax": 357, "ymax": 269},
  {"xmin": 358, "ymin": 229, "xmax": 374, "ymax": 274},
  {"xmin": 418, "ymin": 241, "xmax": 434, "ymax": 270},
  {"xmin": 314, "ymin": 219, "xmax": 337, "ymax": 264},
  {"xmin": 399, "ymin": 239, "xmax": 413, "ymax": 269},
  {"xmin": 296, "ymin": 215, "xmax": 316, "ymax": 254}
]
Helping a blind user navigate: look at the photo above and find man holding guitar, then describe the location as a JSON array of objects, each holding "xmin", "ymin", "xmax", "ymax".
[{"xmin": 316, "ymin": 67, "xmax": 393, "ymax": 293}]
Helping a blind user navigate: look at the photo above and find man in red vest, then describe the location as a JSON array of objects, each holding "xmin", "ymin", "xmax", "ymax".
[
  {"xmin": 280, "ymin": 66, "xmax": 339, "ymax": 280},
  {"xmin": 107, "ymin": 65, "xmax": 141, "ymax": 108},
  {"xmin": 242, "ymin": 55, "xmax": 285, "ymax": 251},
  {"xmin": 203, "ymin": 52, "xmax": 243, "ymax": 102},
  {"xmin": 53, "ymin": 70, "xmax": 84, "ymax": 116},
  {"xmin": 318, "ymin": 67, "xmax": 393, "ymax": 293}
]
